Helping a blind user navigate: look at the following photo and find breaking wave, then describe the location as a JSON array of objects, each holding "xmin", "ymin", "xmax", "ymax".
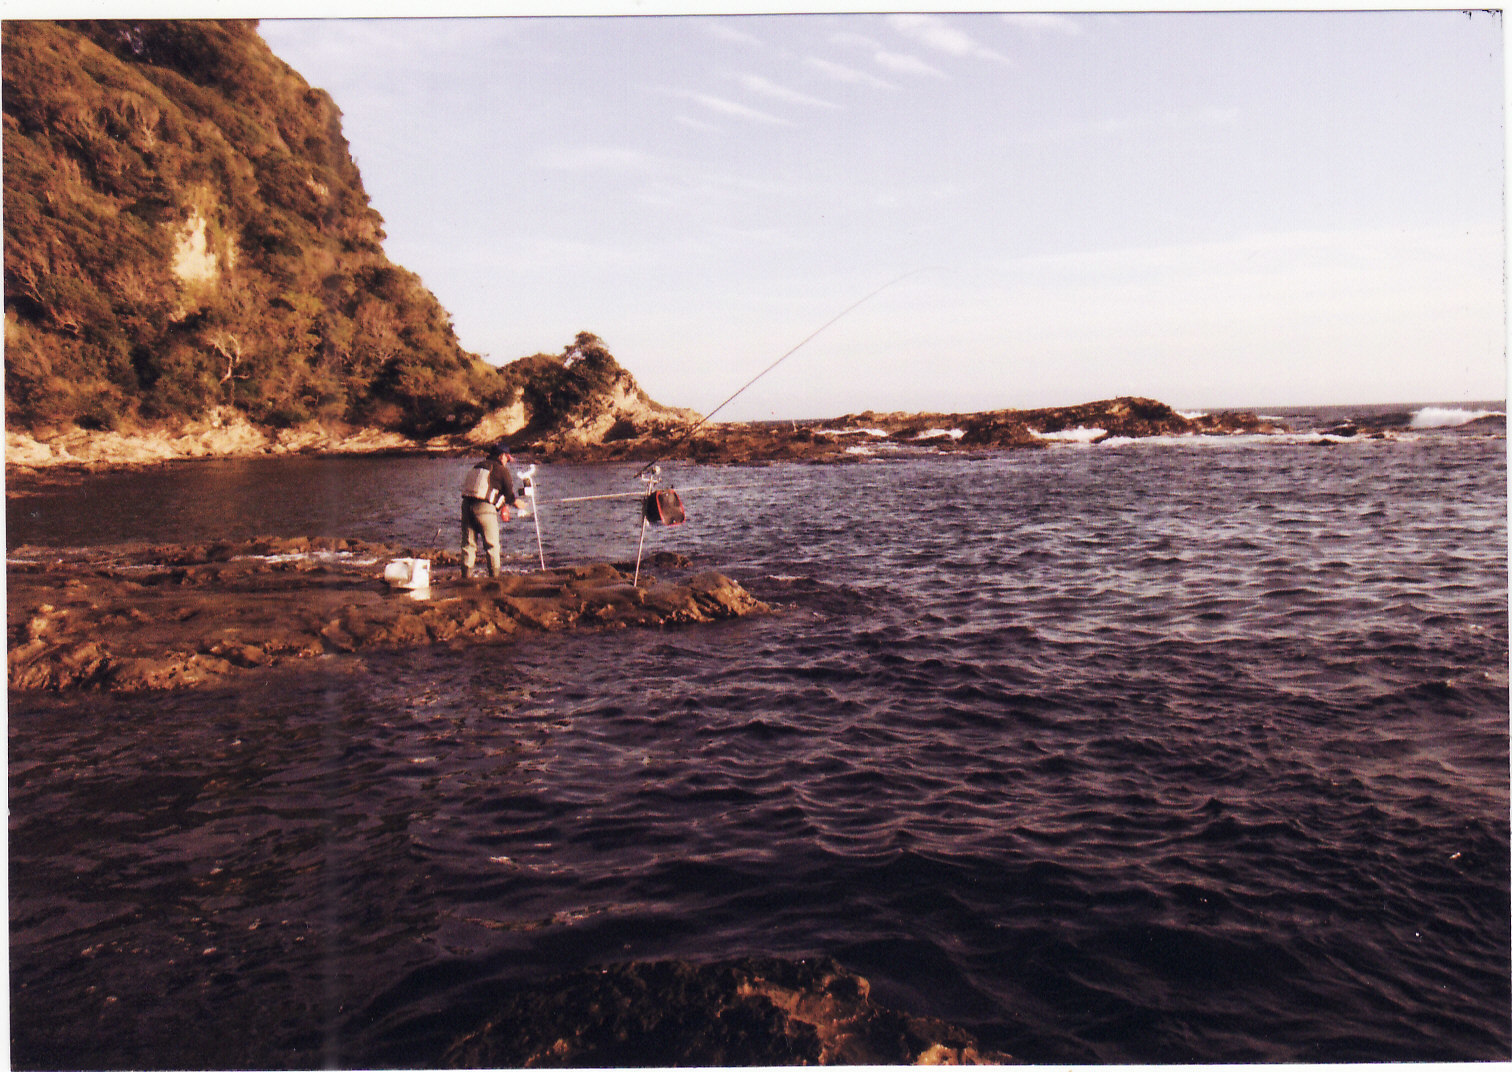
[
  {"xmin": 1029, "ymin": 425, "xmax": 1106, "ymax": 443},
  {"xmin": 1410, "ymin": 406, "xmax": 1505, "ymax": 428}
]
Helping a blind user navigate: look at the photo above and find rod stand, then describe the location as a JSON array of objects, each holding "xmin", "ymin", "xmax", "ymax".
[{"xmin": 633, "ymin": 466, "xmax": 661, "ymax": 586}]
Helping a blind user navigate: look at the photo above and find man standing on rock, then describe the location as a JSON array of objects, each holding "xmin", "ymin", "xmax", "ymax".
[{"xmin": 460, "ymin": 444, "xmax": 520, "ymax": 579}]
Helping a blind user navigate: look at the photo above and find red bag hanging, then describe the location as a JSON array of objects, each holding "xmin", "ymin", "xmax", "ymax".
[{"xmin": 642, "ymin": 489, "xmax": 686, "ymax": 526}]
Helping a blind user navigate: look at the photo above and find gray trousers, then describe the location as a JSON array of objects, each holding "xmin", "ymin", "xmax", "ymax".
[{"xmin": 461, "ymin": 497, "xmax": 501, "ymax": 577}]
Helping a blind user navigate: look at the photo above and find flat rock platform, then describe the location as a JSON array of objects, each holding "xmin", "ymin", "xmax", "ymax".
[{"xmin": 7, "ymin": 537, "xmax": 765, "ymax": 692}]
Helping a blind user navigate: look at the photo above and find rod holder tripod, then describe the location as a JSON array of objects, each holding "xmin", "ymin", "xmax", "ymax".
[{"xmin": 633, "ymin": 467, "xmax": 660, "ymax": 587}]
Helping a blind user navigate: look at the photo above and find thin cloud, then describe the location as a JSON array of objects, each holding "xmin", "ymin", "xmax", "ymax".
[
  {"xmin": 804, "ymin": 56, "xmax": 894, "ymax": 90},
  {"xmin": 887, "ymin": 14, "xmax": 1011, "ymax": 64},
  {"xmin": 688, "ymin": 92, "xmax": 789, "ymax": 125},
  {"xmin": 533, "ymin": 140, "xmax": 803, "ymax": 202},
  {"xmin": 734, "ymin": 73, "xmax": 841, "ymax": 110},
  {"xmin": 1000, "ymin": 14, "xmax": 1086, "ymax": 36},
  {"xmin": 874, "ymin": 50, "xmax": 947, "ymax": 79},
  {"xmin": 828, "ymin": 30, "xmax": 884, "ymax": 50},
  {"xmin": 534, "ymin": 146, "xmax": 666, "ymax": 174},
  {"xmin": 700, "ymin": 19, "xmax": 762, "ymax": 47},
  {"xmin": 828, "ymin": 26, "xmax": 945, "ymax": 79},
  {"xmin": 676, "ymin": 114, "xmax": 724, "ymax": 134}
]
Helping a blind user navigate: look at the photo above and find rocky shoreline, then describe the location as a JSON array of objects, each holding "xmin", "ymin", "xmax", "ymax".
[
  {"xmin": 6, "ymin": 537, "xmax": 764, "ymax": 692},
  {"xmin": 5, "ymin": 396, "xmax": 1277, "ymax": 472}
]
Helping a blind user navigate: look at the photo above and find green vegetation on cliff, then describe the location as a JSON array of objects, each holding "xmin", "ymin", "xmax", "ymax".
[{"xmin": 3, "ymin": 19, "xmax": 511, "ymax": 436}]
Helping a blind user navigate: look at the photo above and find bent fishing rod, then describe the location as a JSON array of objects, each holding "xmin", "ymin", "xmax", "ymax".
[{"xmin": 635, "ymin": 268, "xmax": 932, "ymax": 477}]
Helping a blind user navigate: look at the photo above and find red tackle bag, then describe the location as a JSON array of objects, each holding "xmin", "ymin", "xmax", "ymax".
[{"xmin": 643, "ymin": 489, "xmax": 686, "ymax": 526}]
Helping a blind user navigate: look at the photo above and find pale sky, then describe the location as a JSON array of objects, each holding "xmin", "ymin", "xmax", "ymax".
[{"xmin": 251, "ymin": 10, "xmax": 1505, "ymax": 419}]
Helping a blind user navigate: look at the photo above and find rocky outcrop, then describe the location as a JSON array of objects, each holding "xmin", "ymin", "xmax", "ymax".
[
  {"xmin": 4, "ymin": 20, "xmax": 508, "ymax": 439},
  {"xmin": 3, "ymin": 337, "xmax": 704, "ymax": 470},
  {"xmin": 561, "ymin": 396, "xmax": 1275, "ymax": 465},
  {"xmin": 832, "ymin": 396, "xmax": 1274, "ymax": 448},
  {"xmin": 3, "ymin": 407, "xmax": 425, "ymax": 468},
  {"xmin": 408, "ymin": 957, "xmax": 1009, "ymax": 1067},
  {"xmin": 496, "ymin": 333, "xmax": 701, "ymax": 458},
  {"xmin": 6, "ymin": 537, "xmax": 765, "ymax": 692}
]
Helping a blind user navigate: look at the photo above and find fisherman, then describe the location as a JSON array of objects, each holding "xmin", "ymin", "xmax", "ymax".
[{"xmin": 460, "ymin": 444, "xmax": 520, "ymax": 579}]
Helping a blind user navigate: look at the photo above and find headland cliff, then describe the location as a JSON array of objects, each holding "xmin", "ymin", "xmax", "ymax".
[{"xmin": 4, "ymin": 20, "xmax": 1268, "ymax": 475}]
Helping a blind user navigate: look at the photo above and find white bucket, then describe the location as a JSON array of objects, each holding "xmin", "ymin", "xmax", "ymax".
[{"xmin": 383, "ymin": 557, "xmax": 431, "ymax": 590}]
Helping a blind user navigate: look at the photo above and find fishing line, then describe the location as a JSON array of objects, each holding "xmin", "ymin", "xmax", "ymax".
[
  {"xmin": 635, "ymin": 267, "xmax": 934, "ymax": 476},
  {"xmin": 550, "ymin": 483, "xmax": 744, "ymax": 505},
  {"xmin": 507, "ymin": 269, "xmax": 931, "ymax": 573}
]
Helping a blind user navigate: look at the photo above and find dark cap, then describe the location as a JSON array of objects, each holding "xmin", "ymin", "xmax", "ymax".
[{"xmin": 487, "ymin": 444, "xmax": 510, "ymax": 459}]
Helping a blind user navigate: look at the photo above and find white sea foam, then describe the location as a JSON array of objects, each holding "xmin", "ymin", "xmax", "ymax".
[
  {"xmin": 819, "ymin": 427, "xmax": 890, "ymax": 438},
  {"xmin": 914, "ymin": 428, "xmax": 965, "ymax": 441},
  {"xmin": 244, "ymin": 551, "xmax": 381, "ymax": 567},
  {"xmin": 1097, "ymin": 433, "xmax": 1203, "ymax": 448},
  {"xmin": 1409, "ymin": 406, "xmax": 1505, "ymax": 429},
  {"xmin": 1097, "ymin": 431, "xmax": 1407, "ymax": 449},
  {"xmin": 1030, "ymin": 426, "xmax": 1106, "ymax": 443},
  {"xmin": 844, "ymin": 444, "xmax": 875, "ymax": 455},
  {"xmin": 1177, "ymin": 410, "xmax": 1208, "ymax": 420}
]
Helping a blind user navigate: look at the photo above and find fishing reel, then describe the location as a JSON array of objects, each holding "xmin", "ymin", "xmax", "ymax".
[{"xmin": 517, "ymin": 464, "xmax": 538, "ymax": 518}]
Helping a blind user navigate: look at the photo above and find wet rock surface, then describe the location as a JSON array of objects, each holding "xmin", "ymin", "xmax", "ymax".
[
  {"xmin": 370, "ymin": 956, "xmax": 1009, "ymax": 1067},
  {"xmin": 6, "ymin": 538, "xmax": 765, "ymax": 692}
]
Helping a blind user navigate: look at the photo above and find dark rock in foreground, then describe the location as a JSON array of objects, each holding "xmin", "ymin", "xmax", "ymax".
[
  {"xmin": 6, "ymin": 537, "xmax": 764, "ymax": 692},
  {"xmin": 378, "ymin": 957, "xmax": 1009, "ymax": 1067}
]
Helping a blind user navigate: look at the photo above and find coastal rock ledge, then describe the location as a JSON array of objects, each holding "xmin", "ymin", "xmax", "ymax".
[{"xmin": 6, "ymin": 538, "xmax": 764, "ymax": 692}]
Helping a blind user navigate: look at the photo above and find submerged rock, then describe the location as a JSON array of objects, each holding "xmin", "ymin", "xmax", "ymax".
[
  {"xmin": 6, "ymin": 538, "xmax": 765, "ymax": 692},
  {"xmin": 387, "ymin": 957, "xmax": 1010, "ymax": 1067}
]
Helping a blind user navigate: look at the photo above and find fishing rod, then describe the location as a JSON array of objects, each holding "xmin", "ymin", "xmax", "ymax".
[
  {"xmin": 636, "ymin": 268, "xmax": 932, "ymax": 476},
  {"xmin": 449, "ymin": 271, "xmax": 929, "ymax": 581}
]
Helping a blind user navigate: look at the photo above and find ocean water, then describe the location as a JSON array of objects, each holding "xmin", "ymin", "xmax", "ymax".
[{"xmin": 7, "ymin": 404, "xmax": 1509, "ymax": 1067}]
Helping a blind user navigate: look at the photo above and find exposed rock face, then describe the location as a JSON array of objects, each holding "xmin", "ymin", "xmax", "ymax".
[
  {"xmin": 4, "ymin": 20, "xmax": 506, "ymax": 439},
  {"xmin": 3, "ymin": 337, "xmax": 700, "ymax": 470},
  {"xmin": 3, "ymin": 406, "xmax": 422, "ymax": 468},
  {"xmin": 497, "ymin": 332, "xmax": 701, "ymax": 457},
  {"xmin": 396, "ymin": 957, "xmax": 1010, "ymax": 1067},
  {"xmin": 6, "ymin": 538, "xmax": 765, "ymax": 692}
]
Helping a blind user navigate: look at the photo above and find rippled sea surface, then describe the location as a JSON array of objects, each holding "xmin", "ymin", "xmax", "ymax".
[{"xmin": 8, "ymin": 409, "xmax": 1509, "ymax": 1067}]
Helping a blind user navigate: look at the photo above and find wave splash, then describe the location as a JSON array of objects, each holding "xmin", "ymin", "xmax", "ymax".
[{"xmin": 1410, "ymin": 406, "xmax": 1505, "ymax": 428}]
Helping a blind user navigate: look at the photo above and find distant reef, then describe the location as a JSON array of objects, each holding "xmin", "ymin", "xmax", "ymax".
[{"xmin": 529, "ymin": 395, "xmax": 1277, "ymax": 466}]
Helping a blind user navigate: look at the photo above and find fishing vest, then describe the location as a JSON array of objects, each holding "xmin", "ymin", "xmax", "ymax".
[{"xmin": 461, "ymin": 463, "xmax": 504, "ymax": 505}]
